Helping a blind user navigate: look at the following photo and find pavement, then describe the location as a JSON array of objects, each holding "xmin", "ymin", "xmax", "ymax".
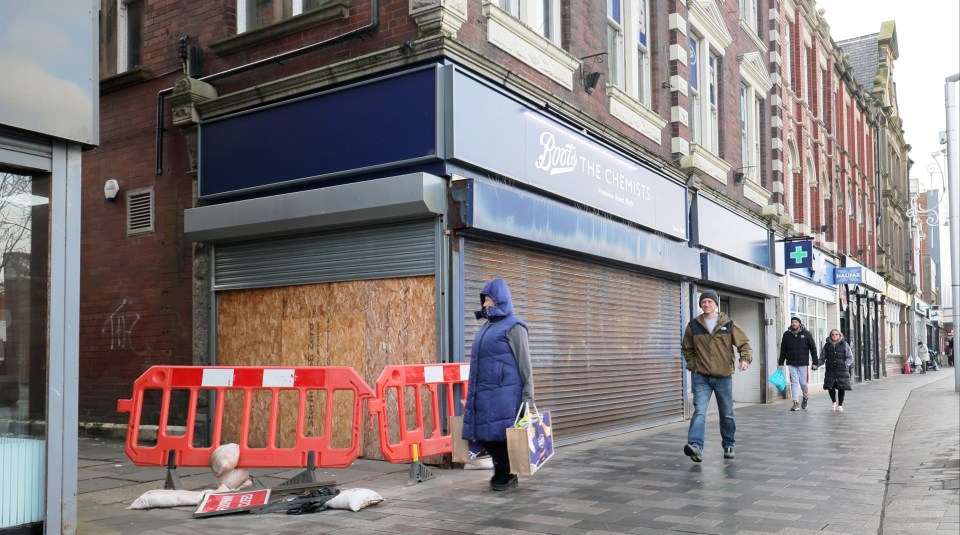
[{"xmin": 76, "ymin": 370, "xmax": 959, "ymax": 535}]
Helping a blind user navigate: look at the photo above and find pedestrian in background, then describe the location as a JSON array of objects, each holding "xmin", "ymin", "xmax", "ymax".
[
  {"xmin": 462, "ymin": 278, "xmax": 534, "ymax": 491},
  {"xmin": 681, "ymin": 290, "xmax": 752, "ymax": 462},
  {"xmin": 917, "ymin": 341, "xmax": 930, "ymax": 373},
  {"xmin": 818, "ymin": 329, "xmax": 853, "ymax": 412},
  {"xmin": 778, "ymin": 316, "xmax": 819, "ymax": 411}
]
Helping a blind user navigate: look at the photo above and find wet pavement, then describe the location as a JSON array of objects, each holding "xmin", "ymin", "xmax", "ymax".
[{"xmin": 76, "ymin": 370, "xmax": 959, "ymax": 534}]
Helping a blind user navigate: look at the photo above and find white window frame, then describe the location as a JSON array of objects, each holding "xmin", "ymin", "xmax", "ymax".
[
  {"xmin": 801, "ymin": 45, "xmax": 809, "ymax": 101},
  {"xmin": 499, "ymin": 0, "xmax": 561, "ymax": 45},
  {"xmin": 689, "ymin": 35, "xmax": 719, "ymax": 154},
  {"xmin": 608, "ymin": 0, "xmax": 626, "ymax": 90},
  {"xmin": 117, "ymin": 0, "xmax": 143, "ymax": 72},
  {"xmin": 238, "ymin": 0, "xmax": 315, "ymax": 33},
  {"xmin": 739, "ymin": 0, "xmax": 758, "ymax": 34},
  {"xmin": 783, "ymin": 20, "xmax": 792, "ymax": 89},
  {"xmin": 804, "ymin": 155, "xmax": 814, "ymax": 227},
  {"xmin": 635, "ymin": 0, "xmax": 651, "ymax": 106},
  {"xmin": 787, "ymin": 140, "xmax": 797, "ymax": 217},
  {"xmin": 738, "ymin": 83, "xmax": 762, "ymax": 182},
  {"xmin": 687, "ymin": 1, "xmax": 732, "ymax": 156},
  {"xmin": 689, "ymin": 34, "xmax": 702, "ymax": 145},
  {"xmin": 608, "ymin": 0, "xmax": 651, "ymax": 105}
]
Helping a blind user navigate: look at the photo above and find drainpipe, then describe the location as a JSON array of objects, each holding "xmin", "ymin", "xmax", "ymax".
[{"xmin": 156, "ymin": 0, "xmax": 380, "ymax": 175}]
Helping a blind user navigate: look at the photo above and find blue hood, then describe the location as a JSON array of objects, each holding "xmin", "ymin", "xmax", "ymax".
[{"xmin": 480, "ymin": 278, "xmax": 516, "ymax": 319}]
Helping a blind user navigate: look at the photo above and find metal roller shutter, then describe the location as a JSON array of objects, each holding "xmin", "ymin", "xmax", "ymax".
[
  {"xmin": 214, "ymin": 219, "xmax": 436, "ymax": 290},
  {"xmin": 463, "ymin": 238, "xmax": 683, "ymax": 444}
]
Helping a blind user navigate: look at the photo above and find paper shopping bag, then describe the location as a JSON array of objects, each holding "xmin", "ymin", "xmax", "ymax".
[
  {"xmin": 450, "ymin": 416, "xmax": 471, "ymax": 463},
  {"xmin": 506, "ymin": 411, "xmax": 555, "ymax": 476}
]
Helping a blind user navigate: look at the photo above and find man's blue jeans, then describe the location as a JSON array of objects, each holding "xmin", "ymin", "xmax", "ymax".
[{"xmin": 687, "ymin": 372, "xmax": 736, "ymax": 451}]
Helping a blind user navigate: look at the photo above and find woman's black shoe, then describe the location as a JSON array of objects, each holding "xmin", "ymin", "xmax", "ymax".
[{"xmin": 492, "ymin": 474, "xmax": 518, "ymax": 491}]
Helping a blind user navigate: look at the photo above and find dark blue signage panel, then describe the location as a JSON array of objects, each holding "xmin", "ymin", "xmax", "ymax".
[
  {"xmin": 696, "ymin": 197, "xmax": 770, "ymax": 269},
  {"xmin": 450, "ymin": 70, "xmax": 687, "ymax": 240},
  {"xmin": 833, "ymin": 267, "xmax": 863, "ymax": 285},
  {"xmin": 199, "ymin": 68, "xmax": 439, "ymax": 199},
  {"xmin": 784, "ymin": 240, "xmax": 813, "ymax": 269}
]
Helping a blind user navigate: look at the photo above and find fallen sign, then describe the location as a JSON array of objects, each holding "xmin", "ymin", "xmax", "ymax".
[{"xmin": 194, "ymin": 489, "xmax": 271, "ymax": 518}]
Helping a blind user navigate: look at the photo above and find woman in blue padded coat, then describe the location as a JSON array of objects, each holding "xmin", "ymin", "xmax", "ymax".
[{"xmin": 462, "ymin": 278, "xmax": 534, "ymax": 491}]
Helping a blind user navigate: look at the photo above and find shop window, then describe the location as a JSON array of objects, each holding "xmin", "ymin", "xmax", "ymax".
[{"xmin": 127, "ymin": 187, "xmax": 154, "ymax": 235}]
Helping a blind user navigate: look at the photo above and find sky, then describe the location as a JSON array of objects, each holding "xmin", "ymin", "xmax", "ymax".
[
  {"xmin": 814, "ymin": 0, "xmax": 960, "ymax": 192},
  {"xmin": 0, "ymin": 1, "xmax": 96, "ymax": 145}
]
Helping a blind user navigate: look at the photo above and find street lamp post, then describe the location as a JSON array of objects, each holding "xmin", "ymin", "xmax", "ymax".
[{"xmin": 944, "ymin": 73, "xmax": 959, "ymax": 393}]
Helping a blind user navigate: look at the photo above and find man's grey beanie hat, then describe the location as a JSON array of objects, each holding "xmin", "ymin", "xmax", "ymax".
[{"xmin": 699, "ymin": 290, "xmax": 719, "ymax": 305}]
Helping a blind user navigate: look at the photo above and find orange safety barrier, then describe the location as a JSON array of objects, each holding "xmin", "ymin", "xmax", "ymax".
[
  {"xmin": 116, "ymin": 366, "xmax": 375, "ymax": 470},
  {"xmin": 367, "ymin": 363, "xmax": 470, "ymax": 464}
]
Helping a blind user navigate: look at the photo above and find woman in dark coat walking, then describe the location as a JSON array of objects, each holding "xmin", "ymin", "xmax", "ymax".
[
  {"xmin": 462, "ymin": 278, "xmax": 534, "ymax": 491},
  {"xmin": 818, "ymin": 329, "xmax": 853, "ymax": 412}
]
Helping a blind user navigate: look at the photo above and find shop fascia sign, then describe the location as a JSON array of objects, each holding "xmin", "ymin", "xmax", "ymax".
[
  {"xmin": 833, "ymin": 266, "xmax": 862, "ymax": 285},
  {"xmin": 839, "ymin": 257, "xmax": 884, "ymax": 289},
  {"xmin": 523, "ymin": 117, "xmax": 687, "ymax": 240}
]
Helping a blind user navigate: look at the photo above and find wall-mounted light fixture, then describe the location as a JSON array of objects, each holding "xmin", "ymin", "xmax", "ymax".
[
  {"xmin": 104, "ymin": 179, "xmax": 120, "ymax": 202},
  {"xmin": 579, "ymin": 52, "xmax": 607, "ymax": 94},
  {"xmin": 820, "ymin": 224, "xmax": 828, "ymax": 233},
  {"xmin": 733, "ymin": 166, "xmax": 756, "ymax": 184}
]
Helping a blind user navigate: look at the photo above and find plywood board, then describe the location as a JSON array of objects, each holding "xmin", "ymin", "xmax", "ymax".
[{"xmin": 216, "ymin": 276, "xmax": 437, "ymax": 461}]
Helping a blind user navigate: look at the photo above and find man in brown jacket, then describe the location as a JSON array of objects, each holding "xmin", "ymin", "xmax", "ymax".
[{"xmin": 680, "ymin": 290, "xmax": 753, "ymax": 462}]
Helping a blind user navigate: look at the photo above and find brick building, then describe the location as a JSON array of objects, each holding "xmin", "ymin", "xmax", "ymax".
[{"xmin": 82, "ymin": 0, "xmax": 909, "ymax": 443}]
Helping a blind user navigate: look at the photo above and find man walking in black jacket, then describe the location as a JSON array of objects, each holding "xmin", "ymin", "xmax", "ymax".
[{"xmin": 778, "ymin": 317, "xmax": 819, "ymax": 411}]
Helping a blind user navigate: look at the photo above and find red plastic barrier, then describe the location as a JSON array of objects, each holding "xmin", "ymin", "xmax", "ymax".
[
  {"xmin": 116, "ymin": 366, "xmax": 374, "ymax": 469},
  {"xmin": 367, "ymin": 363, "xmax": 470, "ymax": 463}
]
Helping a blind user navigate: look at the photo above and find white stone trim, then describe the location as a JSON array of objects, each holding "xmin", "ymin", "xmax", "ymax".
[
  {"xmin": 483, "ymin": 2, "xmax": 579, "ymax": 90},
  {"xmin": 743, "ymin": 177, "xmax": 771, "ymax": 206},
  {"xmin": 740, "ymin": 20, "xmax": 766, "ymax": 51},
  {"xmin": 669, "ymin": 13, "xmax": 687, "ymax": 35},
  {"xmin": 670, "ymin": 43, "xmax": 687, "ymax": 64},
  {"xmin": 739, "ymin": 51, "xmax": 773, "ymax": 96},
  {"xmin": 671, "ymin": 105, "xmax": 689, "ymax": 125},
  {"xmin": 409, "ymin": 0, "xmax": 468, "ymax": 37},
  {"xmin": 688, "ymin": 0, "xmax": 733, "ymax": 50},
  {"xmin": 608, "ymin": 86, "xmax": 667, "ymax": 144},
  {"xmin": 671, "ymin": 137, "xmax": 690, "ymax": 155},
  {"xmin": 670, "ymin": 75, "xmax": 689, "ymax": 96},
  {"xmin": 680, "ymin": 144, "xmax": 731, "ymax": 183}
]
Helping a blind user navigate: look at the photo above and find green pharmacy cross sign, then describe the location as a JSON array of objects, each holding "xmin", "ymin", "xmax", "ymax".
[{"xmin": 784, "ymin": 240, "xmax": 813, "ymax": 270}]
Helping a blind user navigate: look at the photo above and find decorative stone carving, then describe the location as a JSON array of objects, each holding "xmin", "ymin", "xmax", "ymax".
[
  {"xmin": 410, "ymin": 0, "xmax": 467, "ymax": 38},
  {"xmin": 167, "ymin": 76, "xmax": 218, "ymax": 176}
]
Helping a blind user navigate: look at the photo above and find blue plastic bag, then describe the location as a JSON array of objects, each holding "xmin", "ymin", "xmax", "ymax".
[{"xmin": 767, "ymin": 368, "xmax": 786, "ymax": 391}]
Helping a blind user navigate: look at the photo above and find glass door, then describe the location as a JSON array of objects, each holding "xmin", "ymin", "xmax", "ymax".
[{"xmin": 0, "ymin": 169, "xmax": 50, "ymax": 528}]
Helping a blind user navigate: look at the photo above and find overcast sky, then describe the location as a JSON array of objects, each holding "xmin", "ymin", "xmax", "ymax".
[{"xmin": 815, "ymin": 0, "xmax": 960, "ymax": 191}]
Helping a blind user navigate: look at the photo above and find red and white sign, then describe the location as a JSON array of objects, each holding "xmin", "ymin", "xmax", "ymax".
[{"xmin": 194, "ymin": 489, "xmax": 271, "ymax": 518}]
